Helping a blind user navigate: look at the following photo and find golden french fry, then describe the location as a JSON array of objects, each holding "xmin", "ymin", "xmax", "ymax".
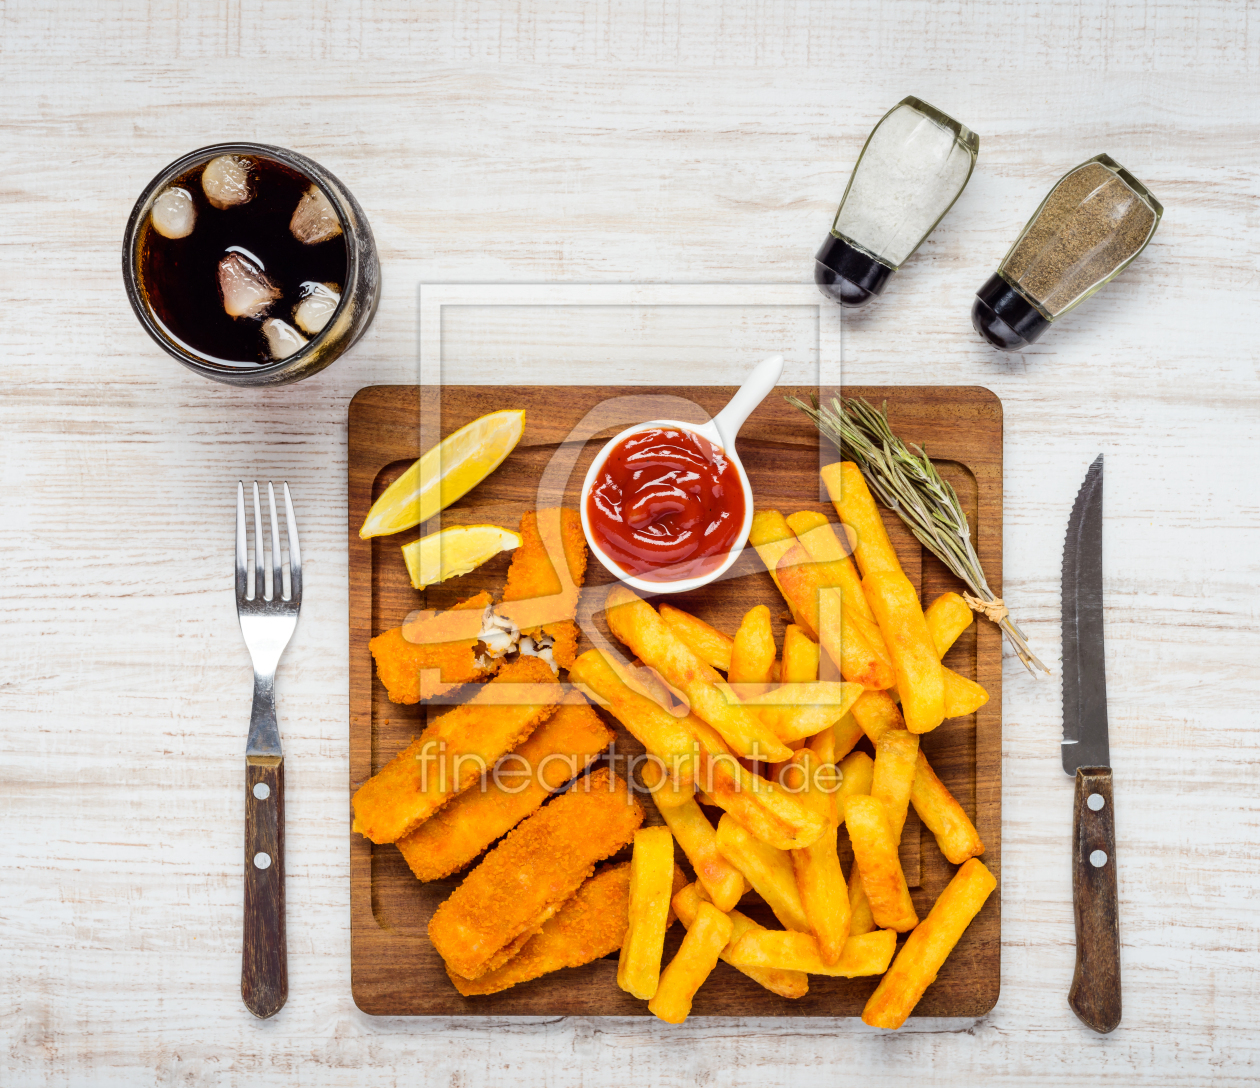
[
  {"xmin": 643, "ymin": 761, "xmax": 745, "ymax": 912},
  {"xmin": 862, "ymin": 570, "xmax": 945, "ymax": 734},
  {"xmin": 786, "ymin": 751, "xmax": 851, "ymax": 964},
  {"xmin": 743, "ymin": 680, "xmax": 864, "ymax": 743},
  {"xmin": 943, "ymin": 667, "xmax": 989, "ymax": 717},
  {"xmin": 782, "ymin": 625, "xmax": 820, "ymax": 684},
  {"xmin": 911, "ymin": 752, "xmax": 984, "ymax": 863},
  {"xmin": 715, "ymin": 813, "xmax": 811, "ymax": 932},
  {"xmin": 847, "ymin": 859, "xmax": 876, "ymax": 935},
  {"xmin": 726, "ymin": 928, "xmax": 896, "ymax": 977},
  {"xmin": 648, "ymin": 901, "xmax": 732, "ymax": 1023},
  {"xmin": 871, "ymin": 728, "xmax": 920, "ymax": 844},
  {"xmin": 807, "ymin": 723, "xmax": 835, "ymax": 765},
  {"xmin": 568, "ymin": 649, "xmax": 697, "ymax": 799},
  {"xmin": 659, "ymin": 604, "xmax": 735, "ymax": 673},
  {"xmin": 838, "ymin": 750, "xmax": 874, "ymax": 807},
  {"xmin": 862, "ymin": 859, "xmax": 998, "ymax": 1029},
  {"xmin": 748, "ymin": 510, "xmax": 804, "ymax": 626},
  {"xmin": 833, "ymin": 711, "xmax": 864, "ymax": 760},
  {"xmin": 821, "ymin": 462, "xmax": 901, "ymax": 577},
  {"xmin": 844, "ymin": 794, "xmax": 918, "ymax": 932},
  {"xmin": 617, "ymin": 826, "xmax": 676, "ymax": 1000},
  {"xmin": 776, "ymin": 545, "xmax": 895, "ymax": 691},
  {"xmin": 924, "ymin": 591, "xmax": 974, "ymax": 658},
  {"xmin": 730, "ymin": 605, "xmax": 776, "ymax": 687},
  {"xmin": 606, "ymin": 587, "xmax": 792, "ymax": 762},
  {"xmin": 850, "ymin": 689, "xmax": 904, "ymax": 745},
  {"xmin": 674, "ymin": 882, "xmax": 807, "ymax": 999}
]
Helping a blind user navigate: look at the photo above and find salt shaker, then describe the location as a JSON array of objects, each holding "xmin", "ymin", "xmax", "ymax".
[
  {"xmin": 972, "ymin": 154, "xmax": 1163, "ymax": 350},
  {"xmin": 815, "ymin": 97, "xmax": 978, "ymax": 308}
]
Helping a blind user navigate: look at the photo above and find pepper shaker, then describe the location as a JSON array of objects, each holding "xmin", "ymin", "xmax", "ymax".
[
  {"xmin": 815, "ymin": 97, "xmax": 979, "ymax": 308},
  {"xmin": 972, "ymin": 154, "xmax": 1163, "ymax": 350}
]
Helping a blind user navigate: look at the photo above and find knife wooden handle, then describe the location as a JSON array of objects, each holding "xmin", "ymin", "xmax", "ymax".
[
  {"xmin": 1069, "ymin": 766, "xmax": 1120, "ymax": 1033},
  {"xmin": 242, "ymin": 755, "xmax": 287, "ymax": 1019}
]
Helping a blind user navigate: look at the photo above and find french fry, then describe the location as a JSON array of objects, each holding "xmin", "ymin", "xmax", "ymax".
[
  {"xmin": 743, "ymin": 680, "xmax": 864, "ymax": 743},
  {"xmin": 729, "ymin": 605, "xmax": 776, "ymax": 687},
  {"xmin": 748, "ymin": 510, "xmax": 804, "ymax": 626},
  {"xmin": 820, "ymin": 462, "xmax": 901, "ymax": 577},
  {"xmin": 832, "ymin": 711, "xmax": 865, "ymax": 761},
  {"xmin": 786, "ymin": 751, "xmax": 850, "ymax": 964},
  {"xmin": 871, "ymin": 728, "xmax": 920, "ymax": 844},
  {"xmin": 617, "ymin": 826, "xmax": 676, "ymax": 1000},
  {"xmin": 862, "ymin": 570, "xmax": 945, "ymax": 734},
  {"xmin": 606, "ymin": 587, "xmax": 792, "ymax": 762},
  {"xmin": 910, "ymin": 752, "xmax": 984, "ymax": 863},
  {"xmin": 715, "ymin": 813, "xmax": 811, "ymax": 932},
  {"xmin": 781, "ymin": 625, "xmax": 820, "ymax": 683},
  {"xmin": 844, "ymin": 794, "xmax": 918, "ymax": 932},
  {"xmin": 726, "ymin": 928, "xmax": 896, "ymax": 977},
  {"xmin": 659, "ymin": 604, "xmax": 734, "ymax": 673},
  {"xmin": 776, "ymin": 545, "xmax": 895, "ymax": 691},
  {"xmin": 648, "ymin": 902, "xmax": 732, "ymax": 1023},
  {"xmin": 568, "ymin": 649, "xmax": 697, "ymax": 799},
  {"xmin": 674, "ymin": 883, "xmax": 807, "ymax": 999},
  {"xmin": 837, "ymin": 750, "xmax": 874, "ymax": 812},
  {"xmin": 847, "ymin": 859, "xmax": 876, "ymax": 935},
  {"xmin": 643, "ymin": 761, "xmax": 745, "ymax": 911},
  {"xmin": 862, "ymin": 859, "xmax": 998, "ymax": 1029},
  {"xmin": 850, "ymin": 689, "xmax": 904, "ymax": 745},
  {"xmin": 807, "ymin": 721, "xmax": 835, "ymax": 765},
  {"xmin": 942, "ymin": 668, "xmax": 990, "ymax": 718},
  {"xmin": 924, "ymin": 591, "xmax": 974, "ymax": 658}
]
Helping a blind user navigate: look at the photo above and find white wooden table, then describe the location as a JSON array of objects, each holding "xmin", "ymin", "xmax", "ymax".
[{"xmin": 3, "ymin": 4, "xmax": 1257, "ymax": 1085}]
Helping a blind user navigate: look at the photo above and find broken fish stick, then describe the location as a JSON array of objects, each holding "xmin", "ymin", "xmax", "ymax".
[
  {"xmin": 820, "ymin": 462, "xmax": 901, "ymax": 577},
  {"xmin": 871, "ymin": 728, "xmax": 920, "ymax": 844},
  {"xmin": 500, "ymin": 508, "xmax": 588, "ymax": 668},
  {"xmin": 351, "ymin": 655, "xmax": 562, "ymax": 844},
  {"xmin": 396, "ymin": 696, "xmax": 612, "ymax": 881},
  {"xmin": 844, "ymin": 794, "xmax": 918, "ymax": 933},
  {"xmin": 863, "ymin": 570, "xmax": 945, "ymax": 734},
  {"xmin": 715, "ymin": 813, "xmax": 811, "ymax": 932},
  {"xmin": 781, "ymin": 625, "xmax": 819, "ymax": 684},
  {"xmin": 910, "ymin": 752, "xmax": 984, "ymax": 864},
  {"xmin": 605, "ymin": 586, "xmax": 791, "ymax": 762},
  {"xmin": 648, "ymin": 902, "xmax": 732, "ymax": 1024},
  {"xmin": 643, "ymin": 761, "xmax": 744, "ymax": 912},
  {"xmin": 370, "ymin": 590, "xmax": 497, "ymax": 704},
  {"xmin": 847, "ymin": 858, "xmax": 876, "ymax": 936},
  {"xmin": 862, "ymin": 859, "xmax": 997, "ymax": 1029},
  {"xmin": 924, "ymin": 591, "xmax": 974, "ymax": 659},
  {"xmin": 618, "ymin": 827, "xmax": 677, "ymax": 1000},
  {"xmin": 726, "ymin": 928, "xmax": 896, "ymax": 978},
  {"xmin": 429, "ymin": 767, "xmax": 644, "ymax": 980},
  {"xmin": 786, "ymin": 751, "xmax": 850, "ymax": 964},
  {"xmin": 659, "ymin": 604, "xmax": 735, "ymax": 673},
  {"xmin": 674, "ymin": 883, "xmax": 807, "ymax": 999},
  {"xmin": 729, "ymin": 605, "xmax": 776, "ymax": 688}
]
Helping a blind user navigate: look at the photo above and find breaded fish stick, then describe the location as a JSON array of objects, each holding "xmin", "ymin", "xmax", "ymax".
[
  {"xmin": 370, "ymin": 590, "xmax": 497, "ymax": 704},
  {"xmin": 351, "ymin": 656, "xmax": 562, "ymax": 844},
  {"xmin": 429, "ymin": 767, "xmax": 644, "ymax": 981},
  {"xmin": 500, "ymin": 508, "xmax": 587, "ymax": 668},
  {"xmin": 396, "ymin": 696, "xmax": 613, "ymax": 881}
]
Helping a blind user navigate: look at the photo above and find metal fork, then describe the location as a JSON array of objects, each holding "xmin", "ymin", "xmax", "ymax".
[{"xmin": 235, "ymin": 481, "xmax": 301, "ymax": 1019}]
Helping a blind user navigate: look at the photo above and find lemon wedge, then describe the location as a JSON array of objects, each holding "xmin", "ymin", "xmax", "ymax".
[
  {"xmin": 359, "ymin": 409, "xmax": 526, "ymax": 538},
  {"xmin": 401, "ymin": 524, "xmax": 522, "ymax": 590}
]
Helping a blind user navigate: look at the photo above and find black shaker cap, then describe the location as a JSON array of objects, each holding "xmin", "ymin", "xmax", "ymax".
[
  {"xmin": 972, "ymin": 273, "xmax": 1051, "ymax": 351},
  {"xmin": 814, "ymin": 234, "xmax": 894, "ymax": 308}
]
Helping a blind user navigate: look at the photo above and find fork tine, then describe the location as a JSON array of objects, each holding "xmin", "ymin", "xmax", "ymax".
[
  {"xmin": 283, "ymin": 482, "xmax": 301, "ymax": 604},
  {"xmin": 252, "ymin": 482, "xmax": 265, "ymax": 602},
  {"xmin": 267, "ymin": 482, "xmax": 282, "ymax": 603},
  {"xmin": 235, "ymin": 482, "xmax": 248, "ymax": 601}
]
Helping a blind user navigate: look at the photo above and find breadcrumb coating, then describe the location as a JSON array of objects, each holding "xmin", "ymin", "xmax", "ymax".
[{"xmin": 369, "ymin": 591, "xmax": 496, "ymax": 704}]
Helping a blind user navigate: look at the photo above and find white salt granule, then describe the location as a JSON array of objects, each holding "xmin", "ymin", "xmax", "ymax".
[
  {"xmin": 260, "ymin": 318, "xmax": 308, "ymax": 360},
  {"xmin": 293, "ymin": 282, "xmax": 341, "ymax": 335},
  {"xmin": 218, "ymin": 252, "xmax": 280, "ymax": 319},
  {"xmin": 150, "ymin": 187, "xmax": 196, "ymax": 239},
  {"xmin": 290, "ymin": 184, "xmax": 342, "ymax": 245},
  {"xmin": 202, "ymin": 155, "xmax": 252, "ymax": 210}
]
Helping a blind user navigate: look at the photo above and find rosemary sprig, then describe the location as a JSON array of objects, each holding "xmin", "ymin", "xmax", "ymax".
[{"xmin": 787, "ymin": 393, "xmax": 1049, "ymax": 677}]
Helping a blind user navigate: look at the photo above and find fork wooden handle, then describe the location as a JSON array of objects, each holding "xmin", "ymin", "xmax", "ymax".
[
  {"xmin": 1069, "ymin": 766, "xmax": 1121, "ymax": 1033},
  {"xmin": 243, "ymin": 755, "xmax": 287, "ymax": 1018}
]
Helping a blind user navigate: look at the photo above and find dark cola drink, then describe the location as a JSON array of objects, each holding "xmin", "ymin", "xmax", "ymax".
[{"xmin": 138, "ymin": 153, "xmax": 347, "ymax": 366}]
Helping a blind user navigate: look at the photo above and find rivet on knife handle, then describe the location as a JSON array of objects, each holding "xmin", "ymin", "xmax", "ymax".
[{"xmin": 1069, "ymin": 766, "xmax": 1120, "ymax": 1033}]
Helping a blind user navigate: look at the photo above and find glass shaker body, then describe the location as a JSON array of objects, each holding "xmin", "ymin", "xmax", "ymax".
[
  {"xmin": 816, "ymin": 96, "xmax": 978, "ymax": 307},
  {"xmin": 972, "ymin": 154, "xmax": 1163, "ymax": 350}
]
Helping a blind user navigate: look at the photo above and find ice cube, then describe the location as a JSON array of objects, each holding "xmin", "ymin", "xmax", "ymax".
[
  {"xmin": 261, "ymin": 318, "xmax": 308, "ymax": 360},
  {"xmin": 150, "ymin": 187, "xmax": 196, "ymax": 239},
  {"xmin": 218, "ymin": 252, "xmax": 280, "ymax": 319},
  {"xmin": 202, "ymin": 155, "xmax": 252, "ymax": 209},
  {"xmin": 293, "ymin": 282, "xmax": 341, "ymax": 335},
  {"xmin": 289, "ymin": 184, "xmax": 342, "ymax": 244}
]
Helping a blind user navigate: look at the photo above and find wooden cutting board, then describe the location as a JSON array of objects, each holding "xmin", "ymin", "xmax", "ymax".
[{"xmin": 348, "ymin": 384, "xmax": 1002, "ymax": 1017}]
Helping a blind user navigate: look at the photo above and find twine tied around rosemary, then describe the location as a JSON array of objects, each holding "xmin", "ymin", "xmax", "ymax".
[{"xmin": 786, "ymin": 393, "xmax": 1050, "ymax": 678}]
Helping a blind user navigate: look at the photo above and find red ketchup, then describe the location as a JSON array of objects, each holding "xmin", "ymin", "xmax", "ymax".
[{"xmin": 586, "ymin": 425, "xmax": 745, "ymax": 582}]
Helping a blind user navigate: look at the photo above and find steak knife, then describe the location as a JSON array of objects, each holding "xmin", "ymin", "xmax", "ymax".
[{"xmin": 1061, "ymin": 453, "xmax": 1121, "ymax": 1033}]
